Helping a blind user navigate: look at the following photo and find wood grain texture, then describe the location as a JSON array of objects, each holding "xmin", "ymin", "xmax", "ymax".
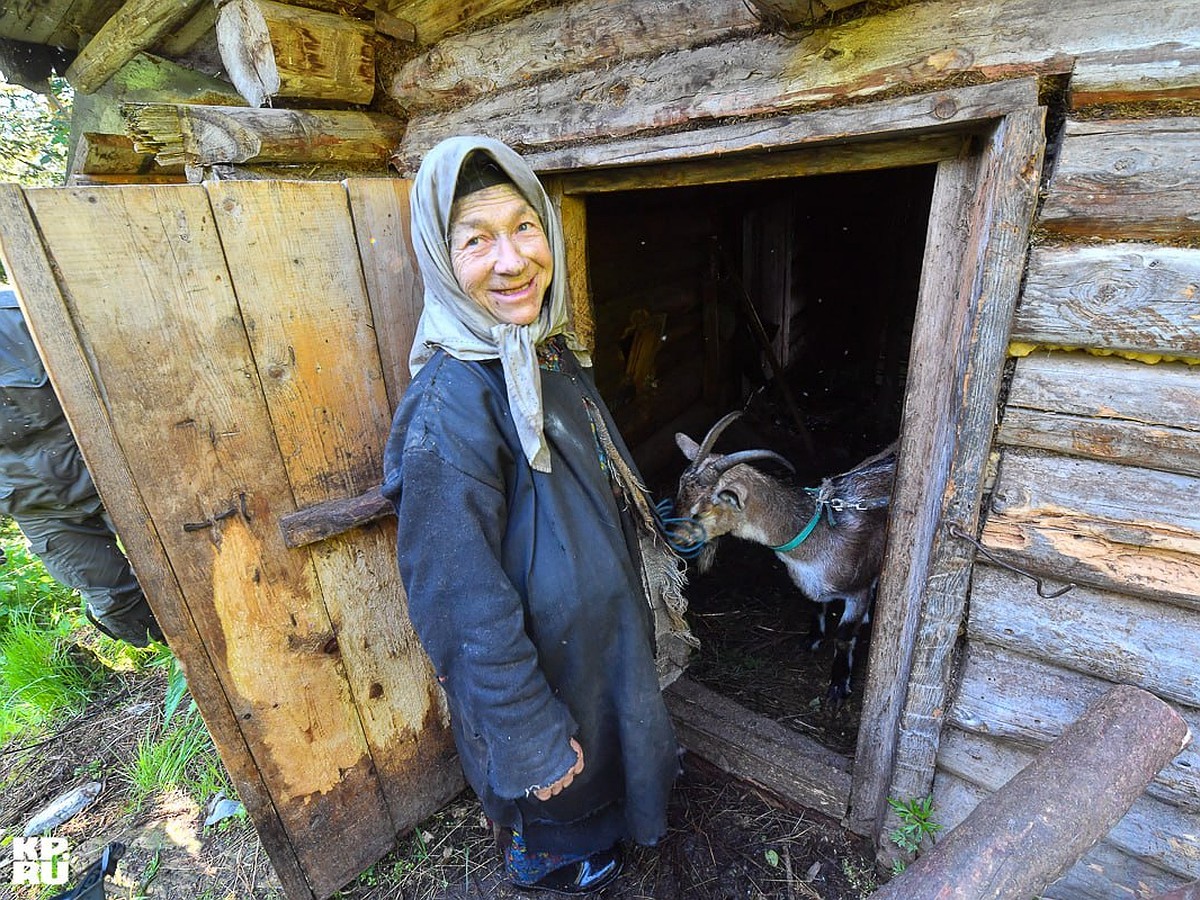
[
  {"xmin": 65, "ymin": 0, "xmax": 207, "ymax": 93},
  {"xmin": 378, "ymin": 0, "xmax": 542, "ymax": 44},
  {"xmin": 663, "ymin": 678, "xmax": 852, "ymax": 820},
  {"xmin": 1012, "ymin": 244, "xmax": 1200, "ymax": 359},
  {"xmin": 933, "ymin": 768, "xmax": 1189, "ymax": 899},
  {"xmin": 999, "ymin": 352, "xmax": 1200, "ymax": 476},
  {"xmin": 874, "ymin": 686, "xmax": 1193, "ymax": 897},
  {"xmin": 207, "ymin": 179, "xmax": 462, "ymax": 855},
  {"xmin": 345, "ymin": 177, "xmax": 424, "ymax": 411},
  {"xmin": 390, "ymin": 0, "xmax": 759, "ymax": 112},
  {"xmin": 543, "ymin": 179, "xmax": 594, "ymax": 351},
  {"xmin": 1071, "ymin": 45, "xmax": 1200, "ymax": 108},
  {"xmin": 1039, "ymin": 118, "xmax": 1200, "ymax": 239},
  {"xmin": 967, "ymin": 564, "xmax": 1200, "ymax": 710},
  {"xmin": 394, "ymin": 0, "xmax": 1198, "ymax": 164},
  {"xmin": 980, "ymin": 449, "xmax": 1200, "ymax": 609},
  {"xmin": 22, "ymin": 184, "xmax": 397, "ymax": 899},
  {"xmin": 882, "ymin": 107, "xmax": 1047, "ymax": 836},
  {"xmin": 522, "ymin": 79, "xmax": 1038, "ymax": 175},
  {"xmin": 946, "ymin": 641, "xmax": 1200, "ymax": 812},
  {"xmin": 0, "ymin": 0, "xmax": 124, "ymax": 49}
]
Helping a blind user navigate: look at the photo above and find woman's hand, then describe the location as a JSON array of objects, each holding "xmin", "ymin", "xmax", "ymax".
[{"xmin": 533, "ymin": 738, "xmax": 584, "ymax": 801}]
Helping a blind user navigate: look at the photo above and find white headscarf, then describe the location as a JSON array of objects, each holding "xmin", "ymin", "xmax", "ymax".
[{"xmin": 408, "ymin": 135, "xmax": 588, "ymax": 472}]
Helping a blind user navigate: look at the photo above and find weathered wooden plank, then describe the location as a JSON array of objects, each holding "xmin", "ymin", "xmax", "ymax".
[
  {"xmin": 1040, "ymin": 118, "xmax": 1200, "ymax": 239},
  {"xmin": 207, "ymin": 179, "xmax": 462, "ymax": 859},
  {"xmin": 0, "ymin": 0, "xmax": 123, "ymax": 48},
  {"xmin": 999, "ymin": 352, "xmax": 1200, "ymax": 476},
  {"xmin": 394, "ymin": 0, "xmax": 1198, "ymax": 164},
  {"xmin": 880, "ymin": 108, "xmax": 1047, "ymax": 842},
  {"xmin": 124, "ymin": 103, "xmax": 403, "ymax": 167},
  {"xmin": 552, "ymin": 133, "xmax": 966, "ymax": 195},
  {"xmin": 933, "ymin": 770, "xmax": 1188, "ymax": 899},
  {"xmin": 390, "ymin": 0, "xmax": 759, "ymax": 112},
  {"xmin": 217, "ymin": 0, "xmax": 375, "ymax": 107},
  {"xmin": 933, "ymin": 725, "xmax": 1200, "ymax": 882},
  {"xmin": 947, "ymin": 641, "xmax": 1200, "ymax": 812},
  {"xmin": 522, "ymin": 79, "xmax": 1039, "ymax": 175},
  {"xmin": 663, "ymin": 678, "xmax": 852, "ymax": 820},
  {"xmin": 1071, "ymin": 45, "xmax": 1200, "ymax": 108},
  {"xmin": 849, "ymin": 151, "xmax": 985, "ymax": 839},
  {"xmin": 22, "ymin": 184, "xmax": 390, "ymax": 899},
  {"xmin": 345, "ymin": 177, "xmax": 423, "ymax": 411},
  {"xmin": 1012, "ymin": 244, "xmax": 1200, "ymax": 360},
  {"xmin": 543, "ymin": 178, "xmax": 595, "ymax": 352},
  {"xmin": 65, "ymin": 0, "xmax": 207, "ymax": 93},
  {"xmin": 981, "ymin": 449, "xmax": 1200, "ymax": 609},
  {"xmin": 377, "ymin": 0, "xmax": 541, "ymax": 45},
  {"xmin": 968, "ymin": 564, "xmax": 1200, "ymax": 710}
]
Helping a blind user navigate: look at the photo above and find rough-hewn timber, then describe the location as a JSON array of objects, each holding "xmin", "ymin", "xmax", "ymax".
[{"xmin": 65, "ymin": 0, "xmax": 207, "ymax": 92}]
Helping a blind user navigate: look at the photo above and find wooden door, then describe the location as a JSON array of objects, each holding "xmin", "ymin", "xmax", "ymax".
[{"xmin": 0, "ymin": 179, "xmax": 461, "ymax": 900}]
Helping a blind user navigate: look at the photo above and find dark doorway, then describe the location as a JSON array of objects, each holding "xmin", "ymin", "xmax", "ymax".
[{"xmin": 585, "ymin": 164, "xmax": 936, "ymax": 755}]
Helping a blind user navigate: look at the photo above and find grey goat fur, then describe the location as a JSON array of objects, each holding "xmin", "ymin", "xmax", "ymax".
[{"xmin": 674, "ymin": 411, "xmax": 896, "ymax": 701}]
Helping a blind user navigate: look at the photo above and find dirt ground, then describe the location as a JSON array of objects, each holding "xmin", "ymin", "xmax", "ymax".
[{"xmin": 2, "ymin": 620, "xmax": 882, "ymax": 900}]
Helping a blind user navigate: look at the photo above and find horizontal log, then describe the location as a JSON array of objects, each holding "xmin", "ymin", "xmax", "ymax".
[
  {"xmin": 748, "ymin": 0, "xmax": 863, "ymax": 26},
  {"xmin": 394, "ymin": 0, "xmax": 1200, "ymax": 165},
  {"xmin": 980, "ymin": 448, "xmax": 1200, "ymax": 608},
  {"xmin": 217, "ymin": 0, "xmax": 375, "ymax": 107},
  {"xmin": 1039, "ymin": 118, "xmax": 1200, "ymax": 239},
  {"xmin": 66, "ymin": 0, "xmax": 207, "ymax": 93},
  {"xmin": 1071, "ymin": 45, "xmax": 1200, "ymax": 108},
  {"xmin": 947, "ymin": 641, "xmax": 1200, "ymax": 812},
  {"xmin": 524, "ymin": 79, "xmax": 1038, "ymax": 175},
  {"xmin": 999, "ymin": 352, "xmax": 1200, "ymax": 476},
  {"xmin": 124, "ymin": 103, "xmax": 403, "ymax": 166},
  {"xmin": 380, "ymin": 0, "xmax": 542, "ymax": 45},
  {"xmin": 153, "ymin": 2, "xmax": 218, "ymax": 57},
  {"xmin": 1012, "ymin": 243, "xmax": 1200, "ymax": 360},
  {"xmin": 0, "ymin": 0, "xmax": 123, "ymax": 49},
  {"xmin": 662, "ymin": 677, "xmax": 852, "ymax": 820},
  {"xmin": 874, "ymin": 686, "xmax": 1193, "ymax": 897},
  {"xmin": 391, "ymin": 0, "xmax": 759, "ymax": 112},
  {"xmin": 1153, "ymin": 880, "xmax": 1200, "ymax": 900},
  {"xmin": 933, "ymin": 770, "xmax": 1189, "ymax": 899},
  {"xmin": 279, "ymin": 486, "xmax": 392, "ymax": 549},
  {"xmin": 967, "ymin": 564, "xmax": 1200, "ymax": 709},
  {"xmin": 75, "ymin": 131, "xmax": 184, "ymax": 175}
]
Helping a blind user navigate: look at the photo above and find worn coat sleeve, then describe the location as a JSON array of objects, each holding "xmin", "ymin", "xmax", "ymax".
[{"xmin": 385, "ymin": 372, "xmax": 579, "ymax": 800}]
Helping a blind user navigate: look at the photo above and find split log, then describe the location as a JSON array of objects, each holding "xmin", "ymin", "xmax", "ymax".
[
  {"xmin": 980, "ymin": 449, "xmax": 1200, "ymax": 610},
  {"xmin": 124, "ymin": 103, "xmax": 402, "ymax": 167},
  {"xmin": 1039, "ymin": 118, "xmax": 1200, "ymax": 240},
  {"xmin": 1071, "ymin": 46, "xmax": 1200, "ymax": 108},
  {"xmin": 391, "ymin": 0, "xmax": 759, "ymax": 112},
  {"xmin": 873, "ymin": 685, "xmax": 1192, "ymax": 900},
  {"xmin": 1013, "ymin": 243, "xmax": 1200, "ymax": 360},
  {"xmin": 748, "ymin": 0, "xmax": 865, "ymax": 26},
  {"xmin": 66, "ymin": 0, "xmax": 208, "ymax": 93},
  {"xmin": 217, "ymin": 0, "xmax": 375, "ymax": 107},
  {"xmin": 75, "ymin": 132, "xmax": 184, "ymax": 175},
  {"xmin": 0, "ymin": 0, "xmax": 122, "ymax": 48},
  {"xmin": 999, "ymin": 352, "xmax": 1200, "ymax": 477},
  {"xmin": 153, "ymin": 2, "xmax": 218, "ymax": 58},
  {"xmin": 382, "ymin": 0, "xmax": 542, "ymax": 45}
]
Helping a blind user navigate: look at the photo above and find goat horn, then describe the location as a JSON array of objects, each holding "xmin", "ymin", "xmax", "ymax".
[
  {"xmin": 710, "ymin": 449, "xmax": 795, "ymax": 476},
  {"xmin": 695, "ymin": 411, "xmax": 743, "ymax": 464}
]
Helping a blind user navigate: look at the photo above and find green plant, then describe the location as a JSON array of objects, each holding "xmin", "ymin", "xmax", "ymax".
[
  {"xmin": 125, "ymin": 704, "xmax": 231, "ymax": 807},
  {"xmin": 0, "ymin": 612, "xmax": 102, "ymax": 742},
  {"xmin": 887, "ymin": 794, "xmax": 942, "ymax": 873}
]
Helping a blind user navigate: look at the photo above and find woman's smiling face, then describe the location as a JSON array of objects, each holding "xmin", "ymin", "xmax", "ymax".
[{"xmin": 448, "ymin": 183, "xmax": 553, "ymax": 327}]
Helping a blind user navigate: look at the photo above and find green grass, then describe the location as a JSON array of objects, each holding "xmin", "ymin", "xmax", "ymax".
[{"xmin": 126, "ymin": 702, "xmax": 232, "ymax": 807}]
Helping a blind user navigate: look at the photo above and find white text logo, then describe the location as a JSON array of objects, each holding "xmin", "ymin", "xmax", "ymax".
[{"xmin": 11, "ymin": 836, "xmax": 70, "ymax": 886}]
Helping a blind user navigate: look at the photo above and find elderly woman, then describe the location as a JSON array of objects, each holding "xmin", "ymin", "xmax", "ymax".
[{"xmin": 382, "ymin": 136, "xmax": 692, "ymax": 894}]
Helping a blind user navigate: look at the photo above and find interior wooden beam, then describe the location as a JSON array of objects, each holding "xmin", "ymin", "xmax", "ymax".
[
  {"xmin": 65, "ymin": 0, "xmax": 208, "ymax": 93},
  {"xmin": 217, "ymin": 0, "xmax": 375, "ymax": 107}
]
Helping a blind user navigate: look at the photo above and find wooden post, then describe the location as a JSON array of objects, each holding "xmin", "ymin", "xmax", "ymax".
[
  {"xmin": 217, "ymin": 0, "xmax": 375, "ymax": 107},
  {"xmin": 65, "ymin": 0, "xmax": 207, "ymax": 93},
  {"xmin": 124, "ymin": 104, "xmax": 403, "ymax": 167},
  {"xmin": 872, "ymin": 685, "xmax": 1192, "ymax": 900}
]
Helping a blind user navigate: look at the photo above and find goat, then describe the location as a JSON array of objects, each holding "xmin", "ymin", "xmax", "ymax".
[{"xmin": 672, "ymin": 411, "xmax": 896, "ymax": 702}]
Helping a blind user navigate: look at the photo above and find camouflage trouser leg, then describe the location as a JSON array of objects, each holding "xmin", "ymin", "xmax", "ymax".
[{"xmin": 12, "ymin": 512, "xmax": 163, "ymax": 647}]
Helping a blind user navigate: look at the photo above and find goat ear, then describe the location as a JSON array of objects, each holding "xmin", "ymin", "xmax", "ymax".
[
  {"xmin": 715, "ymin": 488, "xmax": 743, "ymax": 510},
  {"xmin": 675, "ymin": 432, "xmax": 700, "ymax": 461}
]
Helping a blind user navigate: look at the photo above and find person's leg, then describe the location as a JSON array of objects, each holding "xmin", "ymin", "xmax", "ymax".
[{"xmin": 13, "ymin": 512, "xmax": 163, "ymax": 647}]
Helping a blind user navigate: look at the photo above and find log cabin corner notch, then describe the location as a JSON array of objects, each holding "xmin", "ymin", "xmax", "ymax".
[{"xmin": 501, "ymin": 77, "xmax": 1047, "ymax": 850}]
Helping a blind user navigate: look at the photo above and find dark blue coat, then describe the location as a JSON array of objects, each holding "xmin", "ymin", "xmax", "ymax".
[{"xmin": 382, "ymin": 342, "xmax": 678, "ymax": 853}]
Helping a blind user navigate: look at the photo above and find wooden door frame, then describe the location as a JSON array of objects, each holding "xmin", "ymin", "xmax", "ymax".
[{"xmin": 537, "ymin": 79, "xmax": 1047, "ymax": 849}]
